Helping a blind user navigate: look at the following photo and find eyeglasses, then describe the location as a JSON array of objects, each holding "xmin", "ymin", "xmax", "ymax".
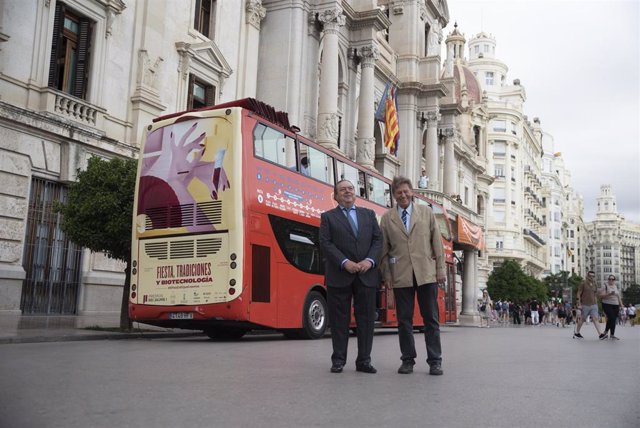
[{"xmin": 608, "ymin": 278, "xmax": 615, "ymax": 281}]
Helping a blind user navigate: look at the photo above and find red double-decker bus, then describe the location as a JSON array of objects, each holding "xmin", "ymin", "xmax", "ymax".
[{"xmin": 129, "ymin": 99, "xmax": 454, "ymax": 339}]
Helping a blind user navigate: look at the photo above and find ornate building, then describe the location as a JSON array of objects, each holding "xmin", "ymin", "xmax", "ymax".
[
  {"xmin": 586, "ymin": 185, "xmax": 640, "ymax": 288},
  {"xmin": 464, "ymin": 31, "xmax": 548, "ymax": 278},
  {"xmin": 0, "ymin": 0, "xmax": 488, "ymax": 324}
]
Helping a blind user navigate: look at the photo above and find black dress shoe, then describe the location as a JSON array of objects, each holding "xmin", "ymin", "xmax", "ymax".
[
  {"xmin": 330, "ymin": 364, "xmax": 344, "ymax": 373},
  {"xmin": 355, "ymin": 364, "xmax": 377, "ymax": 374},
  {"xmin": 429, "ymin": 364, "xmax": 443, "ymax": 375},
  {"xmin": 398, "ymin": 361, "xmax": 414, "ymax": 374}
]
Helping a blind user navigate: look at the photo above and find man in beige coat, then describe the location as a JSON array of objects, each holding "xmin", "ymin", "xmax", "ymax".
[{"xmin": 380, "ymin": 176, "xmax": 446, "ymax": 375}]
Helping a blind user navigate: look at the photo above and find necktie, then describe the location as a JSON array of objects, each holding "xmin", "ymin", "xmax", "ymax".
[
  {"xmin": 344, "ymin": 208, "xmax": 358, "ymax": 235},
  {"xmin": 402, "ymin": 209, "xmax": 408, "ymax": 231}
]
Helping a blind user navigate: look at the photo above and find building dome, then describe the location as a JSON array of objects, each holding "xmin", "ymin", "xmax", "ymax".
[{"xmin": 453, "ymin": 62, "xmax": 482, "ymax": 105}]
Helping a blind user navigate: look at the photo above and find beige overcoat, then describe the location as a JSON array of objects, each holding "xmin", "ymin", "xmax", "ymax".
[{"xmin": 379, "ymin": 203, "xmax": 445, "ymax": 288}]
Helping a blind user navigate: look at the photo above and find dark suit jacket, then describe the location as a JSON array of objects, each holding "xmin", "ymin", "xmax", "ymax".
[{"xmin": 319, "ymin": 206, "xmax": 382, "ymax": 288}]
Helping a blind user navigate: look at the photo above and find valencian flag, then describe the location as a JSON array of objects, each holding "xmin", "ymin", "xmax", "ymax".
[{"xmin": 375, "ymin": 83, "xmax": 399, "ymax": 155}]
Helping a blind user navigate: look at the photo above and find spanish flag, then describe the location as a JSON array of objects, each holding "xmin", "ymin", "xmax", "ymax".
[{"xmin": 384, "ymin": 86, "xmax": 399, "ymax": 155}]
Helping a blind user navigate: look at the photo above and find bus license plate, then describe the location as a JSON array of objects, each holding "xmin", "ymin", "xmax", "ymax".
[{"xmin": 169, "ymin": 312, "xmax": 193, "ymax": 320}]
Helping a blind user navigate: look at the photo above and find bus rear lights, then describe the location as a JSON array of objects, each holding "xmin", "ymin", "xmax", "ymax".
[
  {"xmin": 230, "ymin": 262, "xmax": 237, "ymax": 269},
  {"xmin": 229, "ymin": 279, "xmax": 236, "ymax": 286},
  {"xmin": 132, "ymin": 260, "xmax": 137, "ymax": 267},
  {"xmin": 131, "ymin": 292, "xmax": 137, "ymax": 299},
  {"xmin": 230, "ymin": 253, "xmax": 237, "ymax": 260},
  {"xmin": 131, "ymin": 284, "xmax": 137, "ymax": 291},
  {"xmin": 229, "ymin": 288, "xmax": 236, "ymax": 295},
  {"xmin": 132, "ymin": 268, "xmax": 137, "ymax": 275}
]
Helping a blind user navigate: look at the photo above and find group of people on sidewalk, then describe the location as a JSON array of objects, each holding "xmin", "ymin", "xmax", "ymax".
[
  {"xmin": 319, "ymin": 176, "xmax": 445, "ymax": 376},
  {"xmin": 476, "ymin": 270, "xmax": 633, "ymax": 340}
]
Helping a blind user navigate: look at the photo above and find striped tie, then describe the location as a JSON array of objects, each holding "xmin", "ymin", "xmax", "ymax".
[
  {"xmin": 344, "ymin": 208, "xmax": 358, "ymax": 235},
  {"xmin": 402, "ymin": 209, "xmax": 408, "ymax": 231}
]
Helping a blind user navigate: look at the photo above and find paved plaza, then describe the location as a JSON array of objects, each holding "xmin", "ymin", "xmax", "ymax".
[{"xmin": 1, "ymin": 320, "xmax": 638, "ymax": 428}]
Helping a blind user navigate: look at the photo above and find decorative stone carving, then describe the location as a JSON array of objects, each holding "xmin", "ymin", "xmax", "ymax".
[
  {"xmin": 426, "ymin": 110, "xmax": 441, "ymax": 126},
  {"xmin": 357, "ymin": 137, "xmax": 376, "ymax": 164},
  {"xmin": 318, "ymin": 113, "xmax": 340, "ymax": 141},
  {"xmin": 443, "ymin": 127, "xmax": 455, "ymax": 138},
  {"xmin": 428, "ymin": 20, "xmax": 442, "ymax": 54},
  {"xmin": 138, "ymin": 50, "xmax": 163, "ymax": 89},
  {"xmin": 246, "ymin": 0, "xmax": 266, "ymax": 30},
  {"xmin": 393, "ymin": 1, "xmax": 405, "ymax": 15},
  {"xmin": 105, "ymin": 0, "xmax": 127, "ymax": 38},
  {"xmin": 317, "ymin": 7, "xmax": 345, "ymax": 34},
  {"xmin": 359, "ymin": 45, "xmax": 379, "ymax": 68}
]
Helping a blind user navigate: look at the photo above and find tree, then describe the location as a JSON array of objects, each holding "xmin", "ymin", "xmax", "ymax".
[
  {"xmin": 568, "ymin": 273, "xmax": 583, "ymax": 303},
  {"xmin": 487, "ymin": 259, "xmax": 548, "ymax": 303},
  {"xmin": 56, "ymin": 156, "xmax": 137, "ymax": 330},
  {"xmin": 622, "ymin": 283, "xmax": 640, "ymax": 306},
  {"xmin": 543, "ymin": 271, "xmax": 582, "ymax": 303}
]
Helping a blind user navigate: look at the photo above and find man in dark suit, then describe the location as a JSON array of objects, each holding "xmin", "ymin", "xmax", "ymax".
[{"xmin": 319, "ymin": 179, "xmax": 382, "ymax": 374}]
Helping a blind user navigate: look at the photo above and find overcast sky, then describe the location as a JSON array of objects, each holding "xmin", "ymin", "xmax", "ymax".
[{"xmin": 443, "ymin": 0, "xmax": 640, "ymax": 223}]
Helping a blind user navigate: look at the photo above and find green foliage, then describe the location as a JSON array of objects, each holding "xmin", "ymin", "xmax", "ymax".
[
  {"xmin": 55, "ymin": 156, "xmax": 137, "ymax": 330},
  {"xmin": 622, "ymin": 283, "xmax": 640, "ymax": 306},
  {"xmin": 543, "ymin": 271, "xmax": 582, "ymax": 303},
  {"xmin": 56, "ymin": 156, "xmax": 137, "ymax": 263},
  {"xmin": 487, "ymin": 260, "xmax": 548, "ymax": 303}
]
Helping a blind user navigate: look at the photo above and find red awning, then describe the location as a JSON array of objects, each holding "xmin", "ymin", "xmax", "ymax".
[{"xmin": 457, "ymin": 216, "xmax": 485, "ymax": 250}]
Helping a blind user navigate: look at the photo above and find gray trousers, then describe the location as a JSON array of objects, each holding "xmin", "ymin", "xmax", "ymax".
[{"xmin": 393, "ymin": 276, "xmax": 442, "ymax": 366}]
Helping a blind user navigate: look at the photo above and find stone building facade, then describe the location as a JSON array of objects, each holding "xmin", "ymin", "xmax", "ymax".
[
  {"xmin": 586, "ymin": 185, "xmax": 640, "ymax": 288},
  {"xmin": 1, "ymin": 0, "xmax": 490, "ymax": 322},
  {"xmin": 462, "ymin": 31, "xmax": 549, "ymax": 279}
]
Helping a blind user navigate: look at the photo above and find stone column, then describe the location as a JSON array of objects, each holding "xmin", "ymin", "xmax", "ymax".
[
  {"xmin": 356, "ymin": 45, "xmax": 378, "ymax": 170},
  {"xmin": 241, "ymin": 0, "xmax": 267, "ymax": 97},
  {"xmin": 443, "ymin": 127, "xmax": 456, "ymax": 195},
  {"xmin": 424, "ymin": 109, "xmax": 440, "ymax": 190},
  {"xmin": 316, "ymin": 7, "xmax": 345, "ymax": 151},
  {"xmin": 458, "ymin": 249, "xmax": 480, "ymax": 326},
  {"xmin": 461, "ymin": 249, "xmax": 477, "ymax": 315}
]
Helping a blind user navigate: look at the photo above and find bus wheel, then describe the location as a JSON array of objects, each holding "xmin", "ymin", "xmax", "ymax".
[
  {"xmin": 204, "ymin": 327, "xmax": 247, "ymax": 340},
  {"xmin": 300, "ymin": 291, "xmax": 328, "ymax": 340}
]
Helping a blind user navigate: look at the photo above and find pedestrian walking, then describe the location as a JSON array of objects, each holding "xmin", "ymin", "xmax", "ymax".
[
  {"xmin": 479, "ymin": 290, "xmax": 491, "ymax": 328},
  {"xmin": 599, "ymin": 275, "xmax": 624, "ymax": 340},
  {"xmin": 628, "ymin": 304, "xmax": 636, "ymax": 326},
  {"xmin": 530, "ymin": 300, "xmax": 540, "ymax": 325},
  {"xmin": 573, "ymin": 271, "xmax": 606, "ymax": 340},
  {"xmin": 379, "ymin": 176, "xmax": 446, "ymax": 375},
  {"xmin": 319, "ymin": 179, "xmax": 382, "ymax": 374}
]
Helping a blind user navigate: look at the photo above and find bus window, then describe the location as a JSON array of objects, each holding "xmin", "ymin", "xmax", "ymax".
[
  {"xmin": 366, "ymin": 174, "xmax": 391, "ymax": 207},
  {"xmin": 300, "ymin": 143, "xmax": 335, "ymax": 185},
  {"xmin": 253, "ymin": 123, "xmax": 296, "ymax": 168},
  {"xmin": 269, "ymin": 214, "xmax": 323, "ymax": 275},
  {"xmin": 430, "ymin": 204, "xmax": 452, "ymax": 241},
  {"xmin": 336, "ymin": 161, "xmax": 366, "ymax": 197}
]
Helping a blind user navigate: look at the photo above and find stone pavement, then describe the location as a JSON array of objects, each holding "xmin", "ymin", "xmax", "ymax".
[{"xmin": 0, "ymin": 312, "xmax": 203, "ymax": 344}]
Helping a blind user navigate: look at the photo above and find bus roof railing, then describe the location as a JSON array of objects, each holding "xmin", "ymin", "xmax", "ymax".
[{"xmin": 152, "ymin": 98, "xmax": 293, "ymax": 131}]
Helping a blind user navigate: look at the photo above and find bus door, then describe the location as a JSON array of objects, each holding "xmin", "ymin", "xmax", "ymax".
[
  {"xmin": 247, "ymin": 231, "xmax": 277, "ymax": 327},
  {"xmin": 444, "ymin": 263, "xmax": 457, "ymax": 323}
]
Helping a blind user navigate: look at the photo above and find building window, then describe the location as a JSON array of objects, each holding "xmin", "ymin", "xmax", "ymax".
[
  {"xmin": 485, "ymin": 71, "xmax": 494, "ymax": 85},
  {"xmin": 495, "ymin": 239, "xmax": 503, "ymax": 249},
  {"xmin": 492, "ymin": 120, "xmax": 506, "ymax": 132},
  {"xmin": 494, "ymin": 164, "xmax": 505, "ymax": 178},
  {"xmin": 188, "ymin": 74, "xmax": 216, "ymax": 109},
  {"xmin": 48, "ymin": 3, "xmax": 93, "ymax": 99},
  {"xmin": 194, "ymin": 0, "xmax": 217, "ymax": 39}
]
